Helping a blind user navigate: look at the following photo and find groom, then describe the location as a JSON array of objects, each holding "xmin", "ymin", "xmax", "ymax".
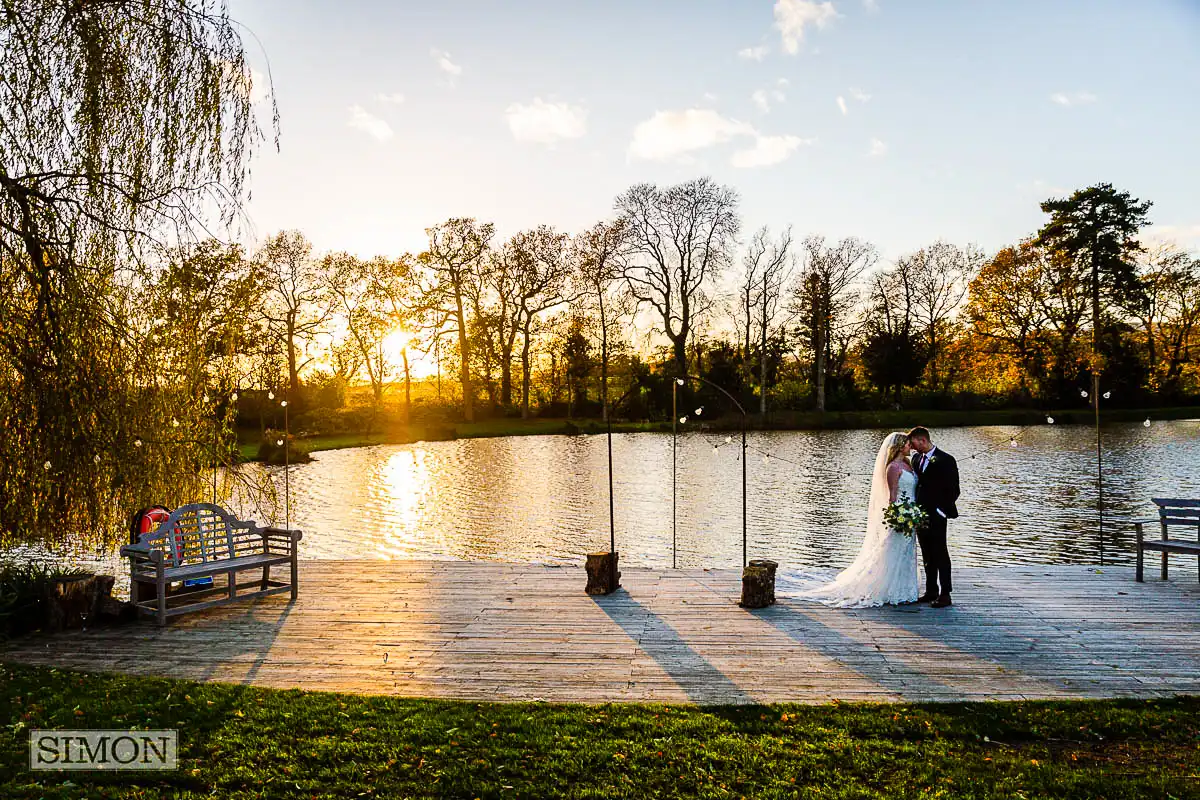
[{"xmin": 908, "ymin": 427, "xmax": 960, "ymax": 608}]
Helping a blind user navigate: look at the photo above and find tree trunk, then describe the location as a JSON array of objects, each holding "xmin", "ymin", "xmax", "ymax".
[
  {"xmin": 672, "ymin": 336, "xmax": 688, "ymax": 378},
  {"xmin": 286, "ymin": 313, "xmax": 299, "ymax": 396},
  {"xmin": 815, "ymin": 311, "xmax": 827, "ymax": 412},
  {"xmin": 454, "ymin": 288, "xmax": 474, "ymax": 423},
  {"xmin": 585, "ymin": 551, "xmax": 620, "ymax": 595},
  {"xmin": 520, "ymin": 326, "xmax": 532, "ymax": 419},
  {"xmin": 402, "ymin": 347, "xmax": 411, "ymax": 425},
  {"xmin": 739, "ymin": 560, "xmax": 777, "ymax": 608}
]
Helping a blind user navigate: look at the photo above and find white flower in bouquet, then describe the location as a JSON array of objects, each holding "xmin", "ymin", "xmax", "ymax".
[{"xmin": 883, "ymin": 500, "xmax": 928, "ymax": 537}]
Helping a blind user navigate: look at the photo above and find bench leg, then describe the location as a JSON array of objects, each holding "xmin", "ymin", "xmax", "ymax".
[
  {"xmin": 1135, "ymin": 523, "xmax": 1144, "ymax": 582},
  {"xmin": 156, "ymin": 566, "xmax": 167, "ymax": 627},
  {"xmin": 290, "ymin": 546, "xmax": 299, "ymax": 601},
  {"xmin": 261, "ymin": 565, "xmax": 271, "ymax": 591},
  {"xmin": 1161, "ymin": 551, "xmax": 1168, "ymax": 581}
]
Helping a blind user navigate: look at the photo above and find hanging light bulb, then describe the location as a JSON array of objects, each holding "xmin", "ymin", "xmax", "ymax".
[
  {"xmin": 762, "ymin": 455, "xmax": 770, "ymax": 464},
  {"xmin": 1103, "ymin": 391, "xmax": 1111, "ymax": 399},
  {"xmin": 93, "ymin": 454, "xmax": 101, "ymax": 464},
  {"xmin": 1080, "ymin": 389, "xmax": 1088, "ymax": 398},
  {"xmin": 1144, "ymin": 418, "xmax": 1151, "ymax": 428},
  {"xmin": 203, "ymin": 395, "xmax": 210, "ymax": 404},
  {"xmin": 712, "ymin": 446, "xmax": 719, "ymax": 454},
  {"xmin": 171, "ymin": 418, "xmax": 179, "ymax": 428},
  {"xmin": 1010, "ymin": 437, "xmax": 1018, "ymax": 447},
  {"xmin": 231, "ymin": 392, "xmax": 239, "ymax": 402},
  {"xmin": 675, "ymin": 378, "xmax": 685, "ymax": 386},
  {"xmin": 268, "ymin": 391, "xmax": 275, "ymax": 400},
  {"xmin": 1046, "ymin": 416, "xmax": 1055, "ymax": 424},
  {"xmin": 134, "ymin": 439, "xmax": 143, "ymax": 448},
  {"xmin": 281, "ymin": 400, "xmax": 288, "ymax": 408},
  {"xmin": 724, "ymin": 436, "xmax": 732, "ymax": 444},
  {"xmin": 276, "ymin": 438, "xmax": 284, "ymax": 447},
  {"xmin": 694, "ymin": 407, "xmax": 702, "ymax": 416},
  {"xmin": 43, "ymin": 460, "xmax": 51, "ymax": 471},
  {"xmin": 679, "ymin": 416, "xmax": 687, "ymax": 424}
]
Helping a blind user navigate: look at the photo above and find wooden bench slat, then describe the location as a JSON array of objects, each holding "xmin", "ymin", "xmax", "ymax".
[
  {"xmin": 1139, "ymin": 541, "xmax": 1200, "ymax": 554},
  {"xmin": 1152, "ymin": 498, "xmax": 1200, "ymax": 508}
]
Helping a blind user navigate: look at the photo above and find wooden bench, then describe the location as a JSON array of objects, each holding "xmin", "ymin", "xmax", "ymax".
[
  {"xmin": 1134, "ymin": 498, "xmax": 1200, "ymax": 583},
  {"xmin": 120, "ymin": 503, "xmax": 302, "ymax": 625}
]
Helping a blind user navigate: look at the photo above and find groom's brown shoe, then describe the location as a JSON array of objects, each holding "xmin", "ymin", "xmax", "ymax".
[
  {"xmin": 916, "ymin": 592, "xmax": 938, "ymax": 603},
  {"xmin": 931, "ymin": 594, "xmax": 952, "ymax": 608}
]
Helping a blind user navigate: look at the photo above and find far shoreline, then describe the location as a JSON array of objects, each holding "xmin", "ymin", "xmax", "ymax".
[{"xmin": 239, "ymin": 405, "xmax": 1200, "ymax": 462}]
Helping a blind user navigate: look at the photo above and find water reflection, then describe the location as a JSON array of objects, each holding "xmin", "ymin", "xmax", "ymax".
[{"xmin": 8, "ymin": 420, "xmax": 1200, "ymax": 574}]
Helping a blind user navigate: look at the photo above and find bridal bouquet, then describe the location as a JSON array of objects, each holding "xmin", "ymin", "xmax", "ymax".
[{"xmin": 883, "ymin": 500, "xmax": 928, "ymax": 537}]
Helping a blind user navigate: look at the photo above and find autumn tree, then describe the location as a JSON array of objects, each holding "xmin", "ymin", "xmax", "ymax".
[
  {"xmin": 419, "ymin": 218, "xmax": 494, "ymax": 422},
  {"xmin": 736, "ymin": 226, "xmax": 793, "ymax": 414},
  {"xmin": 508, "ymin": 225, "xmax": 575, "ymax": 418},
  {"xmin": 617, "ymin": 177, "xmax": 740, "ymax": 377},
  {"xmin": 1135, "ymin": 243, "xmax": 1200, "ymax": 397},
  {"xmin": 905, "ymin": 240, "xmax": 986, "ymax": 387},
  {"xmin": 258, "ymin": 230, "xmax": 332, "ymax": 402},
  {"xmin": 573, "ymin": 218, "xmax": 631, "ymax": 420}
]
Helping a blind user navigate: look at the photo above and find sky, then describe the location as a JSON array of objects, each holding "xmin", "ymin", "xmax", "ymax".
[{"xmin": 225, "ymin": 0, "xmax": 1200, "ymax": 266}]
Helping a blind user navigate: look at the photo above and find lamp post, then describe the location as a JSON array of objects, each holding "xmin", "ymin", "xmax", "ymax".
[{"xmin": 673, "ymin": 374, "xmax": 750, "ymax": 568}]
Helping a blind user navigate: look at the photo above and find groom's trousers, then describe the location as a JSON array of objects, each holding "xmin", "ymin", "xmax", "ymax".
[{"xmin": 917, "ymin": 514, "xmax": 952, "ymax": 595}]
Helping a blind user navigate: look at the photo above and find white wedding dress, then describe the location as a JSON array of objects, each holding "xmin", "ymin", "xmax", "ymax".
[{"xmin": 791, "ymin": 433, "xmax": 919, "ymax": 608}]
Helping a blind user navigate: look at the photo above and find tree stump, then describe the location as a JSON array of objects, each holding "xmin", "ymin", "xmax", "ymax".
[
  {"xmin": 740, "ymin": 559, "xmax": 778, "ymax": 608},
  {"xmin": 585, "ymin": 552, "xmax": 620, "ymax": 595},
  {"xmin": 44, "ymin": 574, "xmax": 136, "ymax": 632}
]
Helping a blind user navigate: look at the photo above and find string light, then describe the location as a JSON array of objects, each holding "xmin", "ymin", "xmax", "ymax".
[
  {"xmin": 675, "ymin": 378, "xmax": 684, "ymax": 386},
  {"xmin": 42, "ymin": 461, "xmax": 50, "ymax": 471},
  {"xmin": 679, "ymin": 416, "xmax": 687, "ymax": 424},
  {"xmin": 268, "ymin": 391, "xmax": 275, "ymax": 400},
  {"xmin": 275, "ymin": 439, "xmax": 284, "ymax": 447},
  {"xmin": 1103, "ymin": 391, "xmax": 1111, "ymax": 399},
  {"xmin": 231, "ymin": 392, "xmax": 239, "ymax": 402},
  {"xmin": 171, "ymin": 418, "xmax": 179, "ymax": 428},
  {"xmin": 694, "ymin": 407, "xmax": 703, "ymax": 416},
  {"xmin": 1010, "ymin": 437, "xmax": 1019, "ymax": 448},
  {"xmin": 93, "ymin": 454, "xmax": 100, "ymax": 464},
  {"xmin": 1046, "ymin": 416, "xmax": 1055, "ymax": 424},
  {"xmin": 712, "ymin": 446, "xmax": 719, "ymax": 454},
  {"xmin": 134, "ymin": 439, "xmax": 143, "ymax": 448},
  {"xmin": 1144, "ymin": 418, "xmax": 1152, "ymax": 427},
  {"xmin": 724, "ymin": 436, "xmax": 732, "ymax": 444},
  {"xmin": 1080, "ymin": 390, "xmax": 1088, "ymax": 398},
  {"xmin": 281, "ymin": 400, "xmax": 288, "ymax": 408}
]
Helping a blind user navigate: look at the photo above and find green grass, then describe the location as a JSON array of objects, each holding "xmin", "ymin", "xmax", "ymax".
[{"xmin": 2, "ymin": 664, "xmax": 1198, "ymax": 798}]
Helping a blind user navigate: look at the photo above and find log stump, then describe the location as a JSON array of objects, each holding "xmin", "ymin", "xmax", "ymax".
[
  {"xmin": 44, "ymin": 574, "xmax": 136, "ymax": 632},
  {"xmin": 585, "ymin": 551, "xmax": 620, "ymax": 595},
  {"xmin": 740, "ymin": 559, "xmax": 779, "ymax": 609}
]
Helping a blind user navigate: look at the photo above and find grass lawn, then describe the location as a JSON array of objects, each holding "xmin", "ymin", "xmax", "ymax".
[{"xmin": 2, "ymin": 664, "xmax": 1198, "ymax": 798}]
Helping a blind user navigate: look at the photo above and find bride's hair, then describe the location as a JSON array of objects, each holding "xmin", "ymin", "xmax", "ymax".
[{"xmin": 884, "ymin": 432, "xmax": 909, "ymax": 465}]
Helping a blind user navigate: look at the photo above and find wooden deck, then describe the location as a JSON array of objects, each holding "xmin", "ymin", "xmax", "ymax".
[{"xmin": 4, "ymin": 560, "xmax": 1199, "ymax": 704}]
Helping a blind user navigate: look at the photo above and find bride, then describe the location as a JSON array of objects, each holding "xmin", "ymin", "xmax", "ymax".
[{"xmin": 794, "ymin": 431, "xmax": 919, "ymax": 608}]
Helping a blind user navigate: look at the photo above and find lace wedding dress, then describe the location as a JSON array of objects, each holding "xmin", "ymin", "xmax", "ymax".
[{"xmin": 790, "ymin": 432, "xmax": 919, "ymax": 608}]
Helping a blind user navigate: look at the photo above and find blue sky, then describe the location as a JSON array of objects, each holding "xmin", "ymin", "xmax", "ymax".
[{"xmin": 227, "ymin": 0, "xmax": 1200, "ymax": 263}]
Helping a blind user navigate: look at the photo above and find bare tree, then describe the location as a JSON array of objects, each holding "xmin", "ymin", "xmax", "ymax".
[
  {"xmin": 508, "ymin": 225, "xmax": 575, "ymax": 418},
  {"xmin": 322, "ymin": 253, "xmax": 393, "ymax": 403},
  {"xmin": 616, "ymin": 177, "xmax": 740, "ymax": 377},
  {"xmin": 257, "ymin": 230, "xmax": 332, "ymax": 399},
  {"xmin": 573, "ymin": 218, "xmax": 631, "ymax": 420},
  {"xmin": 790, "ymin": 236, "xmax": 875, "ymax": 411},
  {"xmin": 1136, "ymin": 242, "xmax": 1200, "ymax": 395},
  {"xmin": 419, "ymin": 218, "xmax": 494, "ymax": 423},
  {"xmin": 906, "ymin": 241, "xmax": 986, "ymax": 387},
  {"xmin": 737, "ymin": 226, "xmax": 793, "ymax": 413}
]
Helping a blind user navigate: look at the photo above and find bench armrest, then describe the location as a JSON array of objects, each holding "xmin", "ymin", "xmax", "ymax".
[
  {"xmin": 260, "ymin": 526, "xmax": 303, "ymax": 542},
  {"xmin": 120, "ymin": 541, "xmax": 163, "ymax": 565}
]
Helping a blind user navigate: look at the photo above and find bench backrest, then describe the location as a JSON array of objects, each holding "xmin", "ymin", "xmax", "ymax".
[
  {"xmin": 136, "ymin": 503, "xmax": 257, "ymax": 568},
  {"xmin": 1151, "ymin": 498, "xmax": 1200, "ymax": 529}
]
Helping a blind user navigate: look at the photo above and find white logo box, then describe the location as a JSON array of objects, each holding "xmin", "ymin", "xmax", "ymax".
[{"xmin": 29, "ymin": 730, "xmax": 178, "ymax": 771}]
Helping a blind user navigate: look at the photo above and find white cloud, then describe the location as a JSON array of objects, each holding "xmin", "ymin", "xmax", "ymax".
[
  {"xmin": 1050, "ymin": 91, "xmax": 1097, "ymax": 107},
  {"xmin": 849, "ymin": 87, "xmax": 871, "ymax": 102},
  {"xmin": 702, "ymin": 92, "xmax": 719, "ymax": 103},
  {"xmin": 628, "ymin": 109, "xmax": 756, "ymax": 161},
  {"xmin": 775, "ymin": 0, "xmax": 840, "ymax": 55},
  {"xmin": 731, "ymin": 134, "xmax": 813, "ymax": 168},
  {"xmin": 375, "ymin": 92, "xmax": 405, "ymax": 105},
  {"xmin": 864, "ymin": 0, "xmax": 879, "ymax": 11},
  {"xmin": 505, "ymin": 98, "xmax": 588, "ymax": 144},
  {"xmin": 777, "ymin": 77, "xmax": 790, "ymax": 88},
  {"xmin": 738, "ymin": 44, "xmax": 770, "ymax": 61},
  {"xmin": 348, "ymin": 105, "xmax": 394, "ymax": 141},
  {"xmin": 752, "ymin": 90, "xmax": 772, "ymax": 113},
  {"xmin": 867, "ymin": 137, "xmax": 887, "ymax": 157},
  {"xmin": 837, "ymin": 96, "xmax": 848, "ymax": 115},
  {"xmin": 431, "ymin": 48, "xmax": 463, "ymax": 78}
]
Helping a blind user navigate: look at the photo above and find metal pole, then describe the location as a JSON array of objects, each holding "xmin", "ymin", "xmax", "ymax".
[
  {"xmin": 284, "ymin": 398, "xmax": 290, "ymax": 531},
  {"xmin": 672, "ymin": 380, "xmax": 677, "ymax": 570},
  {"xmin": 1095, "ymin": 374, "xmax": 1103, "ymax": 566},
  {"xmin": 741, "ymin": 418, "xmax": 747, "ymax": 568}
]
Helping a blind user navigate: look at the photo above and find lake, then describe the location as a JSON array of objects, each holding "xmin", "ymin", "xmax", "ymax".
[{"xmin": 11, "ymin": 420, "xmax": 1199, "ymax": 574}]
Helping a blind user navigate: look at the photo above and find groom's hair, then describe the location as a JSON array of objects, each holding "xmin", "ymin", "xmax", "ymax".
[{"xmin": 907, "ymin": 426, "xmax": 931, "ymax": 441}]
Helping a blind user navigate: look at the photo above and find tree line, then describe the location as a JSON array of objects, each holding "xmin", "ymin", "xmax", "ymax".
[{"xmin": 172, "ymin": 179, "xmax": 1199, "ymax": 431}]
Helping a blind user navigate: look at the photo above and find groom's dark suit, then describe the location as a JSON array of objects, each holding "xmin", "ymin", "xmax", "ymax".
[{"xmin": 912, "ymin": 447, "xmax": 960, "ymax": 596}]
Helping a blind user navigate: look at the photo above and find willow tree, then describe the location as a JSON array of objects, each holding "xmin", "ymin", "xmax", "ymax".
[{"xmin": 0, "ymin": 1, "xmax": 276, "ymax": 546}]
